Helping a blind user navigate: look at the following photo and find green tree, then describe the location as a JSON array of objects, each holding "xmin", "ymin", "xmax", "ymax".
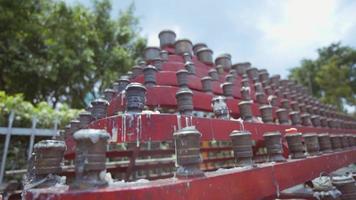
[
  {"xmin": 0, "ymin": 0, "xmax": 146, "ymax": 108},
  {"xmin": 289, "ymin": 43, "xmax": 356, "ymax": 112}
]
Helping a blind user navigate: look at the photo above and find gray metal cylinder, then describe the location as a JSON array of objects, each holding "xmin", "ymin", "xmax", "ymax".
[
  {"xmin": 196, "ymin": 47, "xmax": 213, "ymax": 64},
  {"xmin": 208, "ymin": 69, "xmax": 219, "ymax": 81},
  {"xmin": 255, "ymin": 92, "xmax": 267, "ymax": 104},
  {"xmin": 332, "ymin": 175, "xmax": 356, "ymax": 200},
  {"xmin": 230, "ymin": 130, "xmax": 254, "ymax": 166},
  {"xmin": 320, "ymin": 117, "xmax": 328, "ymax": 127},
  {"xmin": 238, "ymin": 101, "xmax": 253, "ymax": 122},
  {"xmin": 330, "ymin": 135, "xmax": 342, "ymax": 151},
  {"xmin": 103, "ymin": 88, "xmax": 116, "ymax": 102},
  {"xmin": 268, "ymin": 95, "xmax": 278, "ymax": 106},
  {"xmin": 27, "ymin": 140, "xmax": 66, "ymax": 188},
  {"xmin": 232, "ymin": 62, "xmax": 250, "ymax": 75},
  {"xmin": 341, "ymin": 135, "xmax": 350, "ymax": 149},
  {"xmin": 259, "ymin": 71, "xmax": 269, "ymax": 83},
  {"xmin": 254, "ymin": 82, "xmax": 264, "ymax": 93},
  {"xmin": 79, "ymin": 111, "xmax": 94, "ymax": 129},
  {"xmin": 285, "ymin": 133, "xmax": 306, "ymax": 159},
  {"xmin": 160, "ymin": 50, "xmax": 169, "ymax": 62},
  {"xmin": 174, "ymin": 39, "xmax": 193, "ymax": 55},
  {"xmin": 276, "ymin": 108, "xmax": 290, "ymax": 125},
  {"xmin": 303, "ymin": 133, "xmax": 320, "ymax": 156},
  {"xmin": 225, "ymin": 74, "xmax": 235, "ymax": 83},
  {"xmin": 211, "ymin": 96, "xmax": 229, "ymax": 119},
  {"xmin": 72, "ymin": 129, "xmax": 110, "ymax": 189},
  {"xmin": 263, "ymin": 132, "xmax": 286, "ymax": 162},
  {"xmin": 301, "ymin": 113, "xmax": 312, "ymax": 126},
  {"xmin": 280, "ymin": 99, "xmax": 290, "ymax": 110},
  {"xmin": 241, "ymin": 86, "xmax": 251, "ymax": 101},
  {"xmin": 222, "ymin": 82, "xmax": 234, "ymax": 98},
  {"xmin": 91, "ymin": 98, "xmax": 109, "ymax": 120},
  {"xmin": 318, "ymin": 134, "xmax": 332, "ymax": 153},
  {"xmin": 184, "ymin": 61, "xmax": 196, "ymax": 75},
  {"xmin": 125, "ymin": 82, "xmax": 147, "ymax": 113},
  {"xmin": 159, "ymin": 29, "xmax": 176, "ymax": 48},
  {"xmin": 216, "ymin": 64, "xmax": 224, "ymax": 74},
  {"xmin": 113, "ymin": 76, "xmax": 130, "ymax": 94},
  {"xmin": 290, "ymin": 101, "xmax": 300, "ymax": 112},
  {"xmin": 289, "ymin": 111, "xmax": 301, "ymax": 126},
  {"xmin": 246, "ymin": 67, "xmax": 258, "ymax": 81},
  {"xmin": 176, "ymin": 88, "xmax": 194, "ymax": 116},
  {"xmin": 132, "ymin": 65, "xmax": 144, "ymax": 78},
  {"xmin": 173, "ymin": 126, "xmax": 204, "ymax": 178},
  {"xmin": 183, "ymin": 52, "xmax": 192, "ymax": 63},
  {"xmin": 259, "ymin": 105, "xmax": 274, "ymax": 124},
  {"xmin": 193, "ymin": 43, "xmax": 207, "ymax": 55},
  {"xmin": 176, "ymin": 69, "xmax": 190, "ymax": 88},
  {"xmin": 143, "ymin": 47, "xmax": 161, "ymax": 61},
  {"xmin": 201, "ymin": 76, "xmax": 213, "ymax": 94},
  {"xmin": 311, "ymin": 115, "xmax": 321, "ymax": 127},
  {"xmin": 241, "ymin": 78, "xmax": 250, "ymax": 87},
  {"xmin": 143, "ymin": 65, "xmax": 158, "ymax": 87},
  {"xmin": 215, "ymin": 54, "xmax": 232, "ymax": 71}
]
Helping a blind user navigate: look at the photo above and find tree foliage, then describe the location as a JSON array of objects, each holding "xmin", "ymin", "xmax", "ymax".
[
  {"xmin": 0, "ymin": 90, "xmax": 81, "ymax": 128},
  {"xmin": 289, "ymin": 43, "xmax": 356, "ymax": 112},
  {"xmin": 0, "ymin": 0, "xmax": 146, "ymax": 108}
]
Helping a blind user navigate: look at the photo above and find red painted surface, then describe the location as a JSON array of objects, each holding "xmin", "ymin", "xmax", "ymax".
[{"xmin": 25, "ymin": 150, "xmax": 356, "ymax": 200}]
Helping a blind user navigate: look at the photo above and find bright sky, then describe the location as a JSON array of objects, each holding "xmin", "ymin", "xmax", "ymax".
[{"xmin": 66, "ymin": 0, "xmax": 356, "ymax": 78}]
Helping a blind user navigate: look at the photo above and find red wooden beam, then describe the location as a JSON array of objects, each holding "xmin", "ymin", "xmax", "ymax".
[{"xmin": 24, "ymin": 150, "xmax": 356, "ymax": 200}]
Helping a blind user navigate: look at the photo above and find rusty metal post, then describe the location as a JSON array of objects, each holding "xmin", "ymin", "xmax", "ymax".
[
  {"xmin": 176, "ymin": 88, "xmax": 194, "ymax": 116},
  {"xmin": 143, "ymin": 47, "xmax": 161, "ymax": 62},
  {"xmin": 289, "ymin": 111, "xmax": 301, "ymax": 126},
  {"xmin": 26, "ymin": 140, "xmax": 66, "ymax": 189},
  {"xmin": 125, "ymin": 82, "xmax": 147, "ymax": 113},
  {"xmin": 113, "ymin": 76, "xmax": 130, "ymax": 94},
  {"xmin": 184, "ymin": 61, "xmax": 196, "ymax": 75},
  {"xmin": 303, "ymin": 133, "xmax": 320, "ymax": 156},
  {"xmin": 79, "ymin": 111, "xmax": 94, "ymax": 129},
  {"xmin": 330, "ymin": 135, "xmax": 342, "ymax": 151},
  {"xmin": 176, "ymin": 69, "xmax": 190, "ymax": 88},
  {"xmin": 263, "ymin": 132, "xmax": 286, "ymax": 162},
  {"xmin": 91, "ymin": 98, "xmax": 109, "ymax": 120},
  {"xmin": 173, "ymin": 126, "xmax": 204, "ymax": 179},
  {"xmin": 215, "ymin": 54, "xmax": 232, "ymax": 72},
  {"xmin": 222, "ymin": 82, "xmax": 234, "ymax": 98},
  {"xmin": 201, "ymin": 76, "xmax": 213, "ymax": 94},
  {"xmin": 159, "ymin": 29, "xmax": 176, "ymax": 48},
  {"xmin": 174, "ymin": 39, "xmax": 193, "ymax": 55},
  {"xmin": 143, "ymin": 65, "xmax": 158, "ymax": 87},
  {"xmin": 196, "ymin": 47, "xmax": 213, "ymax": 65},
  {"xmin": 211, "ymin": 96, "xmax": 229, "ymax": 120},
  {"xmin": 276, "ymin": 108, "xmax": 290, "ymax": 125},
  {"xmin": 285, "ymin": 133, "xmax": 306, "ymax": 159},
  {"xmin": 229, "ymin": 130, "xmax": 254, "ymax": 166},
  {"xmin": 71, "ymin": 129, "xmax": 110, "ymax": 190},
  {"xmin": 238, "ymin": 101, "xmax": 253, "ymax": 122},
  {"xmin": 317, "ymin": 134, "xmax": 332, "ymax": 153},
  {"xmin": 259, "ymin": 105, "xmax": 274, "ymax": 124},
  {"xmin": 193, "ymin": 43, "xmax": 207, "ymax": 55}
]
